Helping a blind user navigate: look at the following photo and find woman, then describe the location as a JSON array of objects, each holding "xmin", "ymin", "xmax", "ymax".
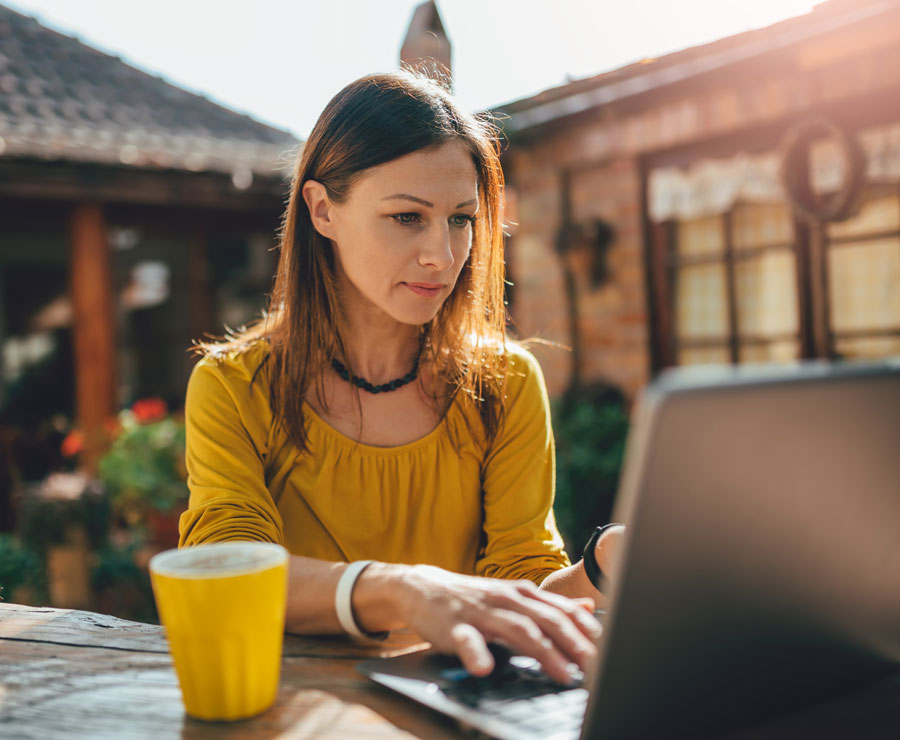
[{"xmin": 180, "ymin": 69, "xmax": 623, "ymax": 683}]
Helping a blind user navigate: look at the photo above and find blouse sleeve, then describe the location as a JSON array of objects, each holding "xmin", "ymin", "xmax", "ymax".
[
  {"xmin": 178, "ymin": 356, "xmax": 285, "ymax": 547},
  {"xmin": 474, "ymin": 346, "xmax": 571, "ymax": 584}
]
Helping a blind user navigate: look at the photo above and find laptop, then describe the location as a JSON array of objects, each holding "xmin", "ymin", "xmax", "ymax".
[{"xmin": 358, "ymin": 359, "xmax": 900, "ymax": 739}]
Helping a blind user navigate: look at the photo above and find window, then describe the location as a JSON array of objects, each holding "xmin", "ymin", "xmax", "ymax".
[
  {"xmin": 671, "ymin": 202, "xmax": 800, "ymax": 366},
  {"xmin": 653, "ymin": 174, "xmax": 900, "ymax": 368},
  {"xmin": 825, "ymin": 186, "xmax": 900, "ymax": 359}
]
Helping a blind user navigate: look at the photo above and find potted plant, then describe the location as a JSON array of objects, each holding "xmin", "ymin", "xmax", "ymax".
[
  {"xmin": 92, "ymin": 532, "xmax": 158, "ymax": 623},
  {"xmin": 15, "ymin": 472, "xmax": 110, "ymax": 608},
  {"xmin": 0, "ymin": 533, "xmax": 43, "ymax": 605},
  {"xmin": 97, "ymin": 398, "xmax": 189, "ymax": 549}
]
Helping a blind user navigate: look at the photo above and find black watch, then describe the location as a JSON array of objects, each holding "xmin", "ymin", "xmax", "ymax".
[{"xmin": 582, "ymin": 523, "xmax": 621, "ymax": 589}]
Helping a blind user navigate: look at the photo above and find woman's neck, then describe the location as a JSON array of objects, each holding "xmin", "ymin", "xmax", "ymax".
[{"xmin": 337, "ymin": 313, "xmax": 423, "ymax": 385}]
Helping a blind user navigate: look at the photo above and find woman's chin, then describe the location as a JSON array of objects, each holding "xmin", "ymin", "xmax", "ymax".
[
  {"xmin": 385, "ymin": 296, "xmax": 446, "ymax": 326},
  {"xmin": 394, "ymin": 308, "xmax": 441, "ymax": 327}
]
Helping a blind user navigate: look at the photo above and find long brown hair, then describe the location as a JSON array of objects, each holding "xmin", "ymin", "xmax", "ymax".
[{"xmin": 197, "ymin": 69, "xmax": 509, "ymax": 452}]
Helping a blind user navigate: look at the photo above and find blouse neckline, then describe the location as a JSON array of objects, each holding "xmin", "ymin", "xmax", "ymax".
[{"xmin": 301, "ymin": 399, "xmax": 461, "ymax": 455}]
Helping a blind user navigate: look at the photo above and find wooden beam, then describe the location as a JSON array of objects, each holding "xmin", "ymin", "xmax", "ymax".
[
  {"xmin": 808, "ymin": 221, "xmax": 833, "ymax": 358},
  {"xmin": 649, "ymin": 220, "xmax": 676, "ymax": 369},
  {"xmin": 723, "ymin": 211, "xmax": 740, "ymax": 364},
  {"xmin": 793, "ymin": 217, "xmax": 817, "ymax": 359},
  {"xmin": 69, "ymin": 204, "xmax": 116, "ymax": 475},
  {"xmin": 0, "ymin": 160, "xmax": 287, "ymax": 212},
  {"xmin": 643, "ymin": 84, "xmax": 900, "ymax": 171},
  {"xmin": 188, "ymin": 226, "xmax": 212, "ymax": 344}
]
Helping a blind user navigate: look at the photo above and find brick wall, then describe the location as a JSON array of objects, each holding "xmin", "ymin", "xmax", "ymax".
[
  {"xmin": 501, "ymin": 10, "xmax": 900, "ymax": 400},
  {"xmin": 504, "ymin": 144, "xmax": 648, "ymax": 399}
]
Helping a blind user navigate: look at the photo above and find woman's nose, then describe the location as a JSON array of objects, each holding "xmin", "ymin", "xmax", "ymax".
[{"xmin": 418, "ymin": 224, "xmax": 455, "ymax": 270}]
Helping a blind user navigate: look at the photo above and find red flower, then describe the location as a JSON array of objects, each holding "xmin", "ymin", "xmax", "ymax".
[
  {"xmin": 132, "ymin": 398, "xmax": 168, "ymax": 424},
  {"xmin": 104, "ymin": 416, "xmax": 123, "ymax": 439},
  {"xmin": 61, "ymin": 431, "xmax": 84, "ymax": 458}
]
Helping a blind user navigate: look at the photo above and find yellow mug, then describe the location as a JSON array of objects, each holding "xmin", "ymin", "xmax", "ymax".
[{"xmin": 149, "ymin": 541, "xmax": 289, "ymax": 721}]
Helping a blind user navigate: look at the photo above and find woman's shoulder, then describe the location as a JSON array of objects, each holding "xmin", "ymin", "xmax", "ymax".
[
  {"xmin": 499, "ymin": 340, "xmax": 548, "ymax": 401},
  {"xmin": 184, "ymin": 339, "xmax": 274, "ymax": 452},
  {"xmin": 460, "ymin": 334, "xmax": 541, "ymax": 374},
  {"xmin": 503, "ymin": 339, "xmax": 543, "ymax": 375},
  {"xmin": 190, "ymin": 338, "xmax": 272, "ymax": 395},
  {"xmin": 453, "ymin": 337, "xmax": 547, "ymax": 417},
  {"xmin": 451, "ymin": 338, "xmax": 550, "ymax": 451}
]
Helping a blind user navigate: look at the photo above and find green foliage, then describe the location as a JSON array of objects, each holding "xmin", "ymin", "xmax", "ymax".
[
  {"xmin": 552, "ymin": 397, "xmax": 629, "ymax": 554},
  {"xmin": 91, "ymin": 539, "xmax": 158, "ymax": 623},
  {"xmin": 17, "ymin": 475, "xmax": 110, "ymax": 553},
  {"xmin": 0, "ymin": 534, "xmax": 43, "ymax": 603},
  {"xmin": 98, "ymin": 412, "xmax": 189, "ymax": 515},
  {"xmin": 91, "ymin": 540, "xmax": 142, "ymax": 590}
]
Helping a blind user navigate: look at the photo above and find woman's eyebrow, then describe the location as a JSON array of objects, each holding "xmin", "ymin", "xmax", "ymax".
[{"xmin": 382, "ymin": 194, "xmax": 477, "ymax": 209}]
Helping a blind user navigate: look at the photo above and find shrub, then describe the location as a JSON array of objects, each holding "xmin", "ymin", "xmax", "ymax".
[
  {"xmin": 552, "ymin": 394, "xmax": 629, "ymax": 555},
  {"xmin": 92, "ymin": 539, "xmax": 158, "ymax": 623},
  {"xmin": 0, "ymin": 534, "xmax": 43, "ymax": 603},
  {"xmin": 16, "ymin": 473, "xmax": 110, "ymax": 553}
]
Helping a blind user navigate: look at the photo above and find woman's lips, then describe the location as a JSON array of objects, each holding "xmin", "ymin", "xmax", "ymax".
[{"xmin": 404, "ymin": 282, "xmax": 444, "ymax": 297}]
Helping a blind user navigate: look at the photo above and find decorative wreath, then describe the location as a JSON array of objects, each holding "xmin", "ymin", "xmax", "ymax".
[{"xmin": 778, "ymin": 117, "xmax": 866, "ymax": 222}]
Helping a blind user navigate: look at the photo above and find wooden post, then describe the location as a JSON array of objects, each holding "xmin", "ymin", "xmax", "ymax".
[
  {"xmin": 722, "ymin": 211, "xmax": 740, "ymax": 365},
  {"xmin": 650, "ymin": 221, "xmax": 676, "ymax": 369},
  {"xmin": 808, "ymin": 221, "xmax": 833, "ymax": 358},
  {"xmin": 188, "ymin": 226, "xmax": 211, "ymax": 342},
  {"xmin": 793, "ymin": 217, "xmax": 817, "ymax": 359},
  {"xmin": 69, "ymin": 204, "xmax": 116, "ymax": 475}
]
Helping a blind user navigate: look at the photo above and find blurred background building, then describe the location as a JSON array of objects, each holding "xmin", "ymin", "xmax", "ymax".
[
  {"xmin": 494, "ymin": 0, "xmax": 900, "ymax": 398},
  {"xmin": 0, "ymin": 0, "xmax": 898, "ymax": 610},
  {"xmin": 0, "ymin": 3, "xmax": 297, "ymax": 493}
]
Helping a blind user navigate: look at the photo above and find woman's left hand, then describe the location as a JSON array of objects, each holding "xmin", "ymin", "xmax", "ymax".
[
  {"xmin": 592, "ymin": 524, "xmax": 625, "ymax": 585},
  {"xmin": 539, "ymin": 524, "xmax": 626, "ymax": 607}
]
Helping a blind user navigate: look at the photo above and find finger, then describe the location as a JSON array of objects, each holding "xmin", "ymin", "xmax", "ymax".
[
  {"xmin": 573, "ymin": 597, "xmax": 604, "ymax": 622},
  {"xmin": 483, "ymin": 610, "xmax": 579, "ymax": 685},
  {"xmin": 487, "ymin": 593, "xmax": 596, "ymax": 674},
  {"xmin": 449, "ymin": 622, "xmax": 493, "ymax": 677},
  {"xmin": 511, "ymin": 585, "xmax": 603, "ymax": 642}
]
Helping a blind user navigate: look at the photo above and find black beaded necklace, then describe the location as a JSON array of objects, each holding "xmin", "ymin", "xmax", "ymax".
[{"xmin": 331, "ymin": 340, "xmax": 424, "ymax": 394}]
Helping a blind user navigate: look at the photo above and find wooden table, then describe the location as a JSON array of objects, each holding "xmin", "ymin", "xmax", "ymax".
[
  {"xmin": 2, "ymin": 603, "xmax": 898, "ymax": 739},
  {"xmin": 0, "ymin": 603, "xmax": 461, "ymax": 739}
]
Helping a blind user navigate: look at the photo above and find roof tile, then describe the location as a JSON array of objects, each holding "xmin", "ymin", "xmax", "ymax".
[{"xmin": 0, "ymin": 3, "xmax": 299, "ymax": 177}]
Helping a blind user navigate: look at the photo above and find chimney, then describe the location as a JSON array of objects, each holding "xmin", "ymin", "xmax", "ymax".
[{"xmin": 400, "ymin": 1, "xmax": 452, "ymax": 88}]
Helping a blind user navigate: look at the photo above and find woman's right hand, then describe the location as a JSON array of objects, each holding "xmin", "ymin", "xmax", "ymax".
[{"xmin": 385, "ymin": 565, "xmax": 602, "ymax": 684}]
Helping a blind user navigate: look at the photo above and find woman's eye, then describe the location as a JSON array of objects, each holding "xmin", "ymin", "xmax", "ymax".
[
  {"xmin": 392, "ymin": 213, "xmax": 421, "ymax": 225},
  {"xmin": 390, "ymin": 213, "xmax": 474, "ymax": 227}
]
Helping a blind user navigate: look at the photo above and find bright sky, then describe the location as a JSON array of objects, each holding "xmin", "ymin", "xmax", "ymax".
[{"xmin": 6, "ymin": 0, "xmax": 819, "ymax": 139}]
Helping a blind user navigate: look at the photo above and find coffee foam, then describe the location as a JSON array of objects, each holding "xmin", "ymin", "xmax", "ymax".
[{"xmin": 150, "ymin": 542, "xmax": 287, "ymax": 579}]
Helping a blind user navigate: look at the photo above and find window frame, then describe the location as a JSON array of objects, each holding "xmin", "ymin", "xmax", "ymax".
[{"xmin": 650, "ymin": 184, "xmax": 900, "ymax": 369}]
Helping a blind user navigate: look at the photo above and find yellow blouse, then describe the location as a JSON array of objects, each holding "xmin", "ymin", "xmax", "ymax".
[{"xmin": 178, "ymin": 340, "xmax": 571, "ymax": 585}]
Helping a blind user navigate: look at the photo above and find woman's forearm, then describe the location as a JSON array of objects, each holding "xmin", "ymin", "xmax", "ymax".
[
  {"xmin": 284, "ymin": 555, "xmax": 411, "ymax": 634},
  {"xmin": 284, "ymin": 555, "xmax": 601, "ymax": 683},
  {"xmin": 539, "ymin": 560, "xmax": 607, "ymax": 609},
  {"xmin": 540, "ymin": 525, "xmax": 625, "ymax": 608}
]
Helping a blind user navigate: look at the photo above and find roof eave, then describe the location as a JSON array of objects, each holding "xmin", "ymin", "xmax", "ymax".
[{"xmin": 500, "ymin": 0, "xmax": 895, "ymax": 134}]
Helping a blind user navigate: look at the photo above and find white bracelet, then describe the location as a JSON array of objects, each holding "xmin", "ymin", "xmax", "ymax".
[{"xmin": 334, "ymin": 560, "xmax": 389, "ymax": 641}]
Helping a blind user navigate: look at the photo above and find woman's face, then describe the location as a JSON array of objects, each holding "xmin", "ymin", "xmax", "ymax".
[{"xmin": 305, "ymin": 140, "xmax": 479, "ymax": 327}]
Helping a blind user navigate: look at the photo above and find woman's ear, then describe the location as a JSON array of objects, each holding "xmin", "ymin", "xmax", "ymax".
[{"xmin": 302, "ymin": 180, "xmax": 337, "ymax": 239}]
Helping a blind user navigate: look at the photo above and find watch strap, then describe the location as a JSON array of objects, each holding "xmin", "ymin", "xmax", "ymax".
[{"xmin": 582, "ymin": 523, "xmax": 621, "ymax": 588}]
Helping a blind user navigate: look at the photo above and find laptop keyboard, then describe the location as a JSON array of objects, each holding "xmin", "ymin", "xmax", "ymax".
[{"xmin": 438, "ymin": 650, "xmax": 588, "ymax": 740}]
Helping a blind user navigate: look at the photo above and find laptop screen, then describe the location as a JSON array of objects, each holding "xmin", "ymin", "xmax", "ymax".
[{"xmin": 584, "ymin": 360, "xmax": 900, "ymax": 738}]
